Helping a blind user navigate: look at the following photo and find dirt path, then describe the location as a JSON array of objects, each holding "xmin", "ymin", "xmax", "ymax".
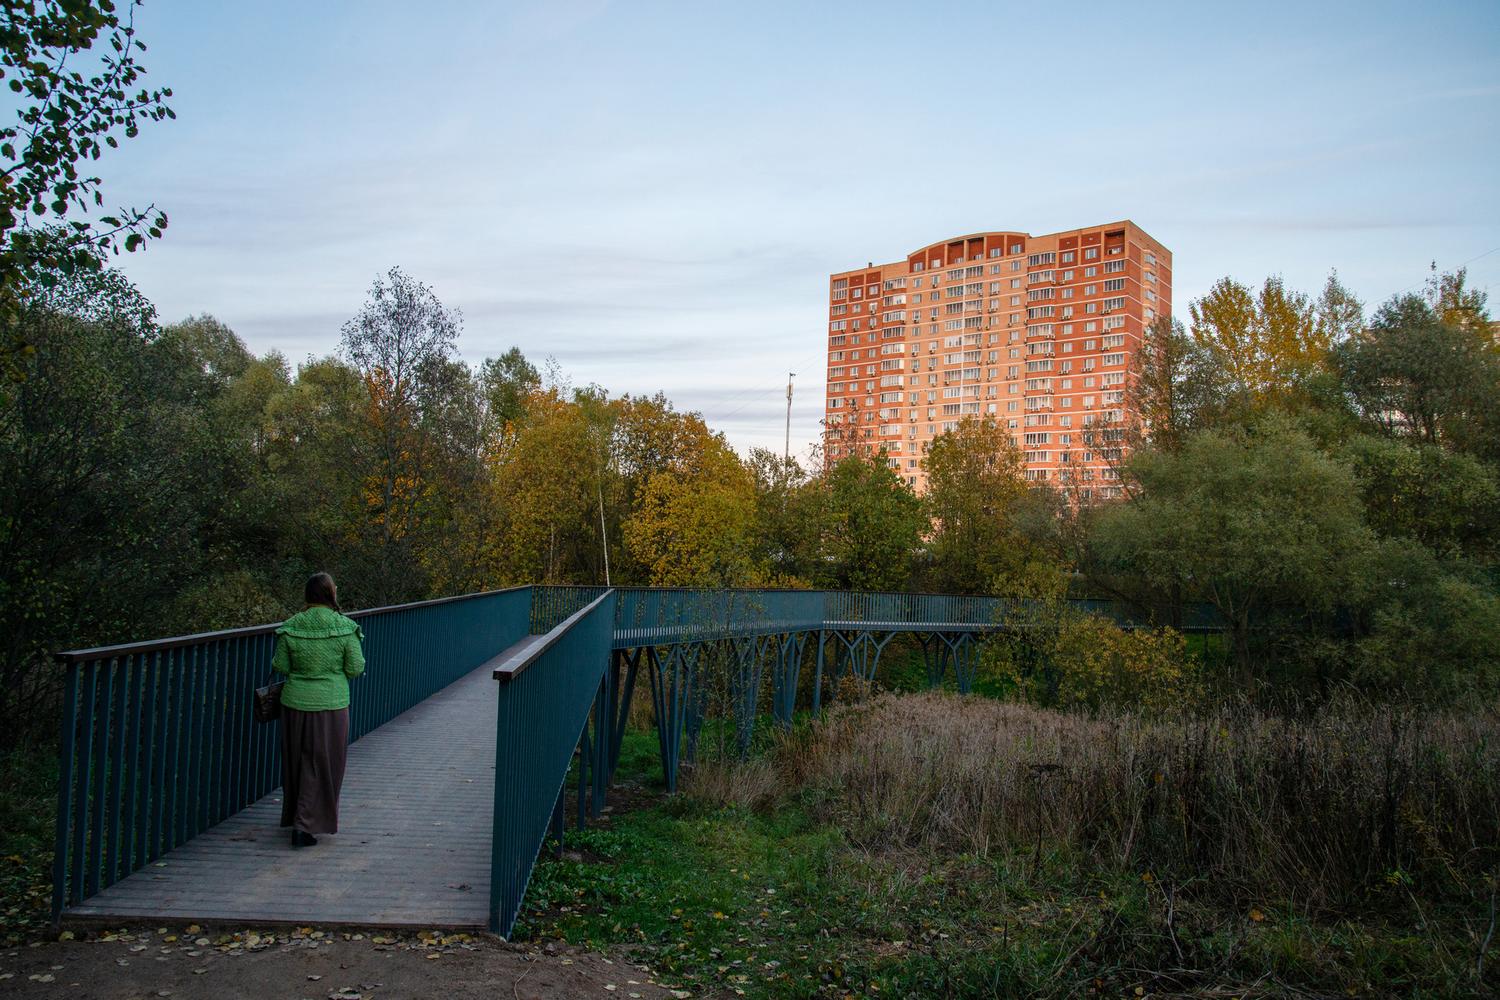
[{"xmin": 0, "ymin": 926, "xmax": 692, "ymax": 1000}]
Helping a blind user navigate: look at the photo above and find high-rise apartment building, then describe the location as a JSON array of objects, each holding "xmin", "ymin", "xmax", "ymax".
[{"xmin": 823, "ymin": 221, "xmax": 1170, "ymax": 499}]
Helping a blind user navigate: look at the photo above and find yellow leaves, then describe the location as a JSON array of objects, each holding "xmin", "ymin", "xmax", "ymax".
[
  {"xmin": 623, "ymin": 440, "xmax": 757, "ymax": 587},
  {"xmin": 1045, "ymin": 612, "xmax": 1201, "ymax": 712},
  {"xmin": 1189, "ymin": 275, "xmax": 1332, "ymax": 403},
  {"xmin": 1249, "ymin": 907, "xmax": 1265, "ymax": 922}
]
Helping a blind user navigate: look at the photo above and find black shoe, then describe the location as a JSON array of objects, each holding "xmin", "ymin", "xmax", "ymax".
[{"xmin": 292, "ymin": 830, "xmax": 318, "ymax": 848}]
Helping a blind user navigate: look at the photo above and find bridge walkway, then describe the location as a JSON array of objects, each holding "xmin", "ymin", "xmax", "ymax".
[{"xmin": 64, "ymin": 633, "xmax": 550, "ymax": 928}]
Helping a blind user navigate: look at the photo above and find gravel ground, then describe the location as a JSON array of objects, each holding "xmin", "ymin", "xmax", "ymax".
[{"xmin": 0, "ymin": 925, "xmax": 693, "ymax": 1000}]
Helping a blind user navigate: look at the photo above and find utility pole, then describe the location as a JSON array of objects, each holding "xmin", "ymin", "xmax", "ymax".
[{"xmin": 784, "ymin": 372, "xmax": 795, "ymax": 464}]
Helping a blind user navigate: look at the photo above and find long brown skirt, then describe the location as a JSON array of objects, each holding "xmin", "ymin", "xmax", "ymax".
[{"xmin": 279, "ymin": 706, "xmax": 349, "ymax": 836}]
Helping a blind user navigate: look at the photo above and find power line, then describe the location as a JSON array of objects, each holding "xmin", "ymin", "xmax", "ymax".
[
  {"xmin": 707, "ymin": 350, "xmax": 827, "ymax": 423},
  {"xmin": 1386, "ymin": 244, "xmax": 1500, "ymax": 300}
]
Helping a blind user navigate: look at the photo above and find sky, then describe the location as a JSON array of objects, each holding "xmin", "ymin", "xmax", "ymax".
[{"xmin": 80, "ymin": 0, "xmax": 1500, "ymax": 460}]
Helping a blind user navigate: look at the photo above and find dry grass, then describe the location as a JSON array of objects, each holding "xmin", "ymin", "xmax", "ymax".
[
  {"xmin": 778, "ymin": 692, "xmax": 1500, "ymax": 913},
  {"xmin": 678, "ymin": 755, "xmax": 781, "ymax": 811}
]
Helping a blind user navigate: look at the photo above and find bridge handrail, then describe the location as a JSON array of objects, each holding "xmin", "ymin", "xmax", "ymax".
[
  {"xmin": 495, "ymin": 590, "xmax": 612, "ymax": 683},
  {"xmin": 489, "ymin": 589, "xmax": 617, "ymax": 937},
  {"xmin": 53, "ymin": 586, "xmax": 535, "ymax": 663}
]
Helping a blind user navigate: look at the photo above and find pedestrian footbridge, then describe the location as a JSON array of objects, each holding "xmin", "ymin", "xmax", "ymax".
[{"xmin": 50, "ymin": 587, "xmax": 1214, "ymax": 937}]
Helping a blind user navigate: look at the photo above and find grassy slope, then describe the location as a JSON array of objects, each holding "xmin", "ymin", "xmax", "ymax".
[{"xmin": 521, "ymin": 729, "xmax": 1489, "ymax": 999}]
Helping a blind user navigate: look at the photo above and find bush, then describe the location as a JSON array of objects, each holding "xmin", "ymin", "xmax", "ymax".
[{"xmin": 981, "ymin": 606, "xmax": 1201, "ymax": 712}]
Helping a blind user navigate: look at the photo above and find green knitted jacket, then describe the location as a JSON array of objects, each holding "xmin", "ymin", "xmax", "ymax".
[{"xmin": 270, "ymin": 605, "xmax": 366, "ymax": 711}]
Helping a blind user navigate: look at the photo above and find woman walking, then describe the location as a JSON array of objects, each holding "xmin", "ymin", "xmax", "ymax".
[{"xmin": 271, "ymin": 573, "xmax": 365, "ymax": 847}]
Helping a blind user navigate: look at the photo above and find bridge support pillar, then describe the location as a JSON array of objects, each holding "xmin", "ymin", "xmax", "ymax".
[
  {"xmin": 812, "ymin": 630, "xmax": 826, "ymax": 714},
  {"xmin": 771, "ymin": 631, "xmax": 807, "ymax": 729}
]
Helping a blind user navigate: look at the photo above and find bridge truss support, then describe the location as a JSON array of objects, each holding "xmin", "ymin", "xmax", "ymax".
[
  {"xmin": 918, "ymin": 631, "xmax": 981, "ymax": 693},
  {"xmin": 828, "ymin": 629, "xmax": 897, "ymax": 692},
  {"xmin": 629, "ymin": 628, "xmax": 818, "ymax": 792},
  {"xmin": 642, "ymin": 643, "xmax": 704, "ymax": 793},
  {"xmin": 770, "ymin": 631, "xmax": 809, "ymax": 729},
  {"xmin": 550, "ymin": 646, "xmax": 642, "ymax": 852}
]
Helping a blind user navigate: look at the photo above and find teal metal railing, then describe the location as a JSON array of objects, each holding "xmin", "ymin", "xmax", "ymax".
[
  {"xmin": 50, "ymin": 586, "xmax": 533, "ymax": 921},
  {"xmin": 489, "ymin": 589, "xmax": 617, "ymax": 937},
  {"xmin": 823, "ymin": 590, "xmax": 1001, "ymax": 626},
  {"xmin": 612, "ymin": 588, "xmax": 823, "ymax": 647},
  {"xmin": 530, "ymin": 585, "xmax": 609, "ymax": 633}
]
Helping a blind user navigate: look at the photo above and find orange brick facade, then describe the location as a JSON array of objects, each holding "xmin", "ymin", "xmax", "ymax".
[{"xmin": 823, "ymin": 222, "xmax": 1171, "ymax": 499}]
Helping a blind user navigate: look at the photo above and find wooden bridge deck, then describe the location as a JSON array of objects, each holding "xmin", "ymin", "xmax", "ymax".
[{"xmin": 64, "ymin": 634, "xmax": 551, "ymax": 928}]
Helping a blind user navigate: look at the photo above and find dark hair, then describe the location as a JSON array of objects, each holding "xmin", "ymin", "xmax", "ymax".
[{"xmin": 304, "ymin": 572, "xmax": 339, "ymax": 611}]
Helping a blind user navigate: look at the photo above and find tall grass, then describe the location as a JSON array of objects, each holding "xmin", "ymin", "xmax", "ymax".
[{"xmin": 776, "ymin": 692, "xmax": 1500, "ymax": 914}]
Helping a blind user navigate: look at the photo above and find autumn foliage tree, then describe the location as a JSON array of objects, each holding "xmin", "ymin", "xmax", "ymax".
[
  {"xmin": 623, "ymin": 436, "xmax": 757, "ymax": 587},
  {"xmin": 921, "ymin": 418, "xmax": 1045, "ymax": 594},
  {"xmin": 821, "ymin": 451, "xmax": 923, "ymax": 592},
  {"xmin": 1187, "ymin": 273, "xmax": 1360, "ymax": 409}
]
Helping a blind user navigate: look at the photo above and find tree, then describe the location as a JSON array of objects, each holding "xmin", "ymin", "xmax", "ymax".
[
  {"xmin": 1188, "ymin": 275, "xmax": 1345, "ymax": 406},
  {"xmin": 1340, "ymin": 434, "xmax": 1499, "ymax": 562},
  {"xmin": 821, "ymin": 451, "xmax": 923, "ymax": 591},
  {"xmin": 1426, "ymin": 265, "xmax": 1490, "ymax": 336},
  {"xmin": 1092, "ymin": 417, "xmax": 1373, "ymax": 683},
  {"xmin": 411, "ymin": 357, "xmax": 497, "ymax": 594},
  {"xmin": 921, "ymin": 417, "xmax": 1049, "ymax": 594},
  {"xmin": 480, "ymin": 346, "xmax": 539, "ymax": 435},
  {"xmin": 339, "ymin": 267, "xmax": 462, "ymax": 602},
  {"xmin": 259, "ymin": 356, "xmax": 385, "ymax": 603},
  {"xmin": 157, "ymin": 314, "xmax": 252, "ymax": 392},
  {"xmin": 1317, "ymin": 270, "xmax": 1366, "ymax": 343},
  {"xmin": 623, "ymin": 438, "xmax": 756, "ymax": 587},
  {"xmin": 746, "ymin": 447, "xmax": 823, "ymax": 585},
  {"xmin": 490, "ymin": 388, "xmax": 598, "ymax": 584},
  {"xmin": 0, "ymin": 260, "xmax": 218, "ymax": 743},
  {"xmin": 1343, "ymin": 537, "xmax": 1500, "ymax": 700},
  {"xmin": 0, "ymin": 3, "xmax": 174, "ymax": 346},
  {"xmin": 1334, "ymin": 292, "xmax": 1500, "ymax": 458},
  {"xmin": 608, "ymin": 392, "xmax": 722, "ymax": 581},
  {"xmin": 1128, "ymin": 316, "xmax": 1228, "ymax": 452}
]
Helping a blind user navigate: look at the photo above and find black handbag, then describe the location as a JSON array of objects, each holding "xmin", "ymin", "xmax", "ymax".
[{"xmin": 254, "ymin": 678, "xmax": 284, "ymax": 724}]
